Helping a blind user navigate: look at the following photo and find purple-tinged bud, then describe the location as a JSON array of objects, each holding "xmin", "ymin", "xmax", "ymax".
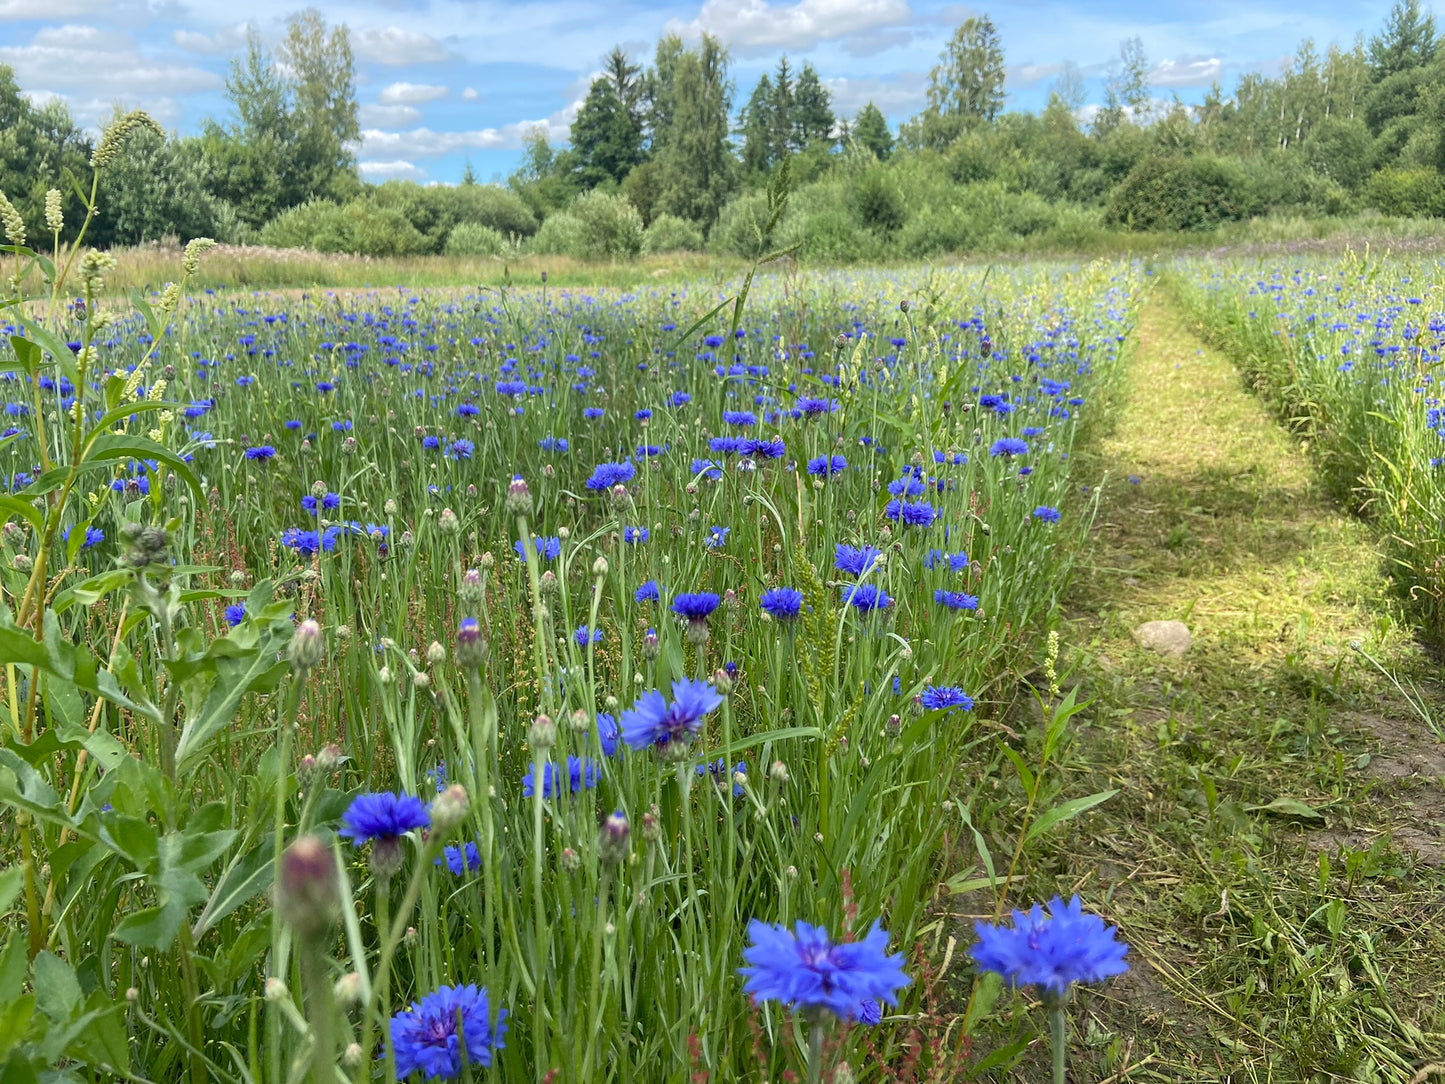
[
  {"xmin": 288, "ymin": 619, "xmax": 324, "ymax": 673},
  {"xmin": 599, "ymin": 810, "xmax": 630, "ymax": 866},
  {"xmin": 276, "ymin": 835, "xmax": 341, "ymax": 936},
  {"xmin": 641, "ymin": 627, "xmax": 660, "ymax": 660},
  {"xmin": 712, "ymin": 668, "xmax": 734, "ymax": 696},
  {"xmin": 560, "ymin": 847, "xmax": 581, "ymax": 872},
  {"xmin": 438, "ymin": 508, "xmax": 460, "ymax": 535},
  {"xmin": 641, "ymin": 807, "xmax": 661, "ymax": 844},
  {"xmin": 505, "ymin": 475, "xmax": 532, "ymax": 516},
  {"xmin": 430, "ymin": 784, "xmax": 470, "ymax": 834},
  {"xmin": 456, "ymin": 617, "xmax": 487, "ymax": 669},
  {"xmin": 529, "ymin": 714, "xmax": 556, "ymax": 751}
]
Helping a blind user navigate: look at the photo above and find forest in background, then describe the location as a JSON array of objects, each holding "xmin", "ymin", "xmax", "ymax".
[{"xmin": 6, "ymin": 0, "xmax": 1445, "ymax": 262}]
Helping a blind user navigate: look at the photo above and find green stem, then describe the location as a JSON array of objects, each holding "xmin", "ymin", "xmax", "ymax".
[
  {"xmin": 806, "ymin": 1015, "xmax": 827, "ymax": 1084},
  {"xmin": 530, "ymin": 748, "xmax": 548, "ymax": 1080},
  {"xmin": 1050, "ymin": 1003, "xmax": 1067, "ymax": 1084}
]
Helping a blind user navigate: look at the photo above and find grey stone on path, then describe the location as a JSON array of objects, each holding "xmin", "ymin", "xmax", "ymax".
[{"xmin": 1133, "ymin": 620, "xmax": 1191, "ymax": 658}]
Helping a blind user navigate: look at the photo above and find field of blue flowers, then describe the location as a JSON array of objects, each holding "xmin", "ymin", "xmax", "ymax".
[{"xmin": 0, "ymin": 132, "xmax": 1149, "ymax": 1084}]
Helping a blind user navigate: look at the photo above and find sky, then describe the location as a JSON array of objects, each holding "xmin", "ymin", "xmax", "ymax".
[{"xmin": 0, "ymin": 0, "xmax": 1409, "ymax": 185}]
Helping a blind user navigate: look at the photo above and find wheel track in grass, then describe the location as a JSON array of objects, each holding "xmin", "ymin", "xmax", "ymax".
[{"xmin": 1022, "ymin": 286, "xmax": 1445, "ymax": 1082}]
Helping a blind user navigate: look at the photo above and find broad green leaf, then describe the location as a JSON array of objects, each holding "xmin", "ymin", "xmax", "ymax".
[
  {"xmin": 16, "ymin": 317, "xmax": 77, "ymax": 387},
  {"xmin": 173, "ymin": 621, "xmax": 293, "ymax": 774},
  {"xmin": 0, "ymin": 495, "xmax": 42, "ymax": 533},
  {"xmin": 4, "ymin": 336, "xmax": 41, "ymax": 378},
  {"xmin": 1024, "ymin": 789, "xmax": 1119, "ymax": 844},
  {"xmin": 963, "ymin": 970, "xmax": 1003, "ymax": 1034},
  {"xmin": 1246, "ymin": 796, "xmax": 1325, "ymax": 823},
  {"xmin": 0, "ymin": 749, "xmax": 69, "ymax": 828},
  {"xmin": 80, "ymin": 433, "xmax": 201, "ymax": 505},
  {"xmin": 32, "ymin": 951, "xmax": 80, "ymax": 1021},
  {"xmin": 112, "ymin": 811, "xmax": 237, "ymax": 950},
  {"xmin": 192, "ymin": 839, "xmax": 275, "ymax": 939},
  {"xmin": 0, "ymin": 867, "xmax": 21, "ymax": 913}
]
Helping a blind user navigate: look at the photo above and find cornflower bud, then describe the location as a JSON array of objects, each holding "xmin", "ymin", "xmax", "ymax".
[
  {"xmin": 456, "ymin": 617, "xmax": 487, "ymax": 669},
  {"xmin": 529, "ymin": 714, "xmax": 556, "ymax": 751},
  {"xmin": 430, "ymin": 784, "xmax": 470, "ymax": 834},
  {"xmin": 599, "ymin": 810, "xmax": 630, "ymax": 866},
  {"xmin": 426, "ymin": 640, "xmax": 446, "ymax": 665},
  {"xmin": 438, "ymin": 507, "xmax": 459, "ymax": 535},
  {"xmin": 505, "ymin": 476, "xmax": 532, "ymax": 516},
  {"xmin": 287, "ymin": 620, "xmax": 324, "ymax": 674},
  {"xmin": 276, "ymin": 836, "xmax": 341, "ymax": 937}
]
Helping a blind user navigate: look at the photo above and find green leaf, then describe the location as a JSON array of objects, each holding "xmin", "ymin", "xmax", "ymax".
[
  {"xmin": 81, "ymin": 433, "xmax": 201, "ymax": 505},
  {"xmin": 112, "ymin": 811, "xmax": 237, "ymax": 950},
  {"xmin": 1024, "ymin": 789, "xmax": 1119, "ymax": 844},
  {"xmin": 0, "ymin": 495, "xmax": 42, "ymax": 534},
  {"xmin": 192, "ymin": 839, "xmax": 275, "ymax": 939},
  {"xmin": 130, "ymin": 287, "xmax": 163, "ymax": 343},
  {"xmin": 4, "ymin": 336, "xmax": 42, "ymax": 378},
  {"xmin": 173, "ymin": 620, "xmax": 294, "ymax": 774},
  {"xmin": 16, "ymin": 317, "xmax": 78, "ymax": 387},
  {"xmin": 0, "ymin": 749, "xmax": 70, "ymax": 828},
  {"xmin": 1246, "ymin": 796, "xmax": 1326, "ymax": 823},
  {"xmin": 0, "ymin": 932, "xmax": 26, "ymax": 1001},
  {"xmin": 32, "ymin": 952, "xmax": 80, "ymax": 1021},
  {"xmin": 0, "ymin": 867, "xmax": 21, "ymax": 914},
  {"xmin": 963, "ymin": 970, "xmax": 1003, "ymax": 1034}
]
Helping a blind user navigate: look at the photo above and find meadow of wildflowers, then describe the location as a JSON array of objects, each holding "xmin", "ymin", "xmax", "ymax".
[
  {"xmin": 0, "ymin": 119, "xmax": 1142, "ymax": 1083},
  {"xmin": 1176, "ymin": 254, "xmax": 1445, "ymax": 646}
]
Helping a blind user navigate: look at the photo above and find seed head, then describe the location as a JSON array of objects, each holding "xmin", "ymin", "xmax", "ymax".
[
  {"xmin": 44, "ymin": 189, "xmax": 62, "ymax": 234},
  {"xmin": 0, "ymin": 189, "xmax": 25, "ymax": 246},
  {"xmin": 91, "ymin": 110, "xmax": 164, "ymax": 169}
]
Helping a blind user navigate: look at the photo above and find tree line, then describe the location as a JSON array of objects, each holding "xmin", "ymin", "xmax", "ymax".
[{"xmin": 4, "ymin": 0, "xmax": 1445, "ymax": 260}]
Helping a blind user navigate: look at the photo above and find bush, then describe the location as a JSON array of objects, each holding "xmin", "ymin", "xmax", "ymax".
[
  {"xmin": 259, "ymin": 198, "xmax": 430, "ymax": 256},
  {"xmin": 1365, "ymin": 167, "xmax": 1445, "ymax": 217},
  {"xmin": 444, "ymin": 222, "xmax": 506, "ymax": 256},
  {"xmin": 529, "ymin": 212, "xmax": 587, "ymax": 257},
  {"xmin": 570, "ymin": 190, "xmax": 644, "ymax": 258},
  {"xmin": 642, "ymin": 214, "xmax": 704, "ymax": 253},
  {"xmin": 1106, "ymin": 155, "xmax": 1249, "ymax": 232},
  {"xmin": 711, "ymin": 192, "xmax": 792, "ymax": 258},
  {"xmin": 847, "ymin": 167, "xmax": 907, "ymax": 232},
  {"xmin": 367, "ymin": 182, "xmax": 538, "ymax": 251}
]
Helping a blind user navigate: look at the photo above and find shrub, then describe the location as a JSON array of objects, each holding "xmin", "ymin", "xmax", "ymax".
[
  {"xmin": 1106, "ymin": 155, "xmax": 1249, "ymax": 232},
  {"xmin": 444, "ymin": 222, "xmax": 506, "ymax": 256},
  {"xmin": 529, "ymin": 212, "xmax": 587, "ymax": 257},
  {"xmin": 847, "ymin": 167, "xmax": 907, "ymax": 233},
  {"xmin": 259, "ymin": 198, "xmax": 430, "ymax": 256},
  {"xmin": 642, "ymin": 214, "xmax": 704, "ymax": 253},
  {"xmin": 570, "ymin": 190, "xmax": 644, "ymax": 258},
  {"xmin": 711, "ymin": 192, "xmax": 800, "ymax": 258},
  {"xmin": 1365, "ymin": 167, "xmax": 1445, "ymax": 218}
]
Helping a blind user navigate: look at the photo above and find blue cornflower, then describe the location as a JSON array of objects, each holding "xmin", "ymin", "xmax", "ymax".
[
  {"xmin": 62, "ymin": 526, "xmax": 104, "ymax": 550},
  {"xmin": 920, "ymin": 685, "xmax": 972, "ymax": 712},
  {"xmin": 448, "ymin": 439, "xmax": 474, "ymax": 460},
  {"xmin": 671, "ymin": 592, "xmax": 720, "ymax": 620},
  {"xmin": 888, "ymin": 476, "xmax": 925, "ymax": 497},
  {"xmin": 759, "ymin": 587, "xmax": 804, "ymax": 622},
  {"xmin": 456, "ymin": 402, "xmax": 479, "ymax": 417},
  {"xmin": 691, "ymin": 458, "xmax": 723, "ymax": 480},
  {"xmin": 885, "ymin": 500, "xmax": 937, "ymax": 527},
  {"xmin": 514, "ymin": 536, "xmax": 561, "ymax": 561},
  {"xmin": 741, "ymin": 437, "xmax": 785, "ymax": 459},
  {"xmin": 586, "ymin": 461, "xmax": 636, "ymax": 490},
  {"xmin": 244, "ymin": 445, "xmax": 276, "ymax": 461},
  {"xmin": 709, "ymin": 436, "xmax": 741, "ymax": 456},
  {"xmin": 539, "ymin": 435, "xmax": 569, "ymax": 453},
  {"xmin": 338, "ymin": 792, "xmax": 430, "ymax": 846},
  {"xmin": 522, "ymin": 755, "xmax": 600, "ymax": 798},
  {"xmin": 1033, "ymin": 506, "xmax": 1061, "ymax": 523},
  {"xmin": 389, "ymin": 984, "xmax": 507, "ymax": 1078},
  {"xmin": 624, "ymin": 526, "xmax": 649, "ymax": 544},
  {"xmin": 970, "ymin": 895, "xmax": 1129, "ymax": 997},
  {"xmin": 574, "ymin": 624, "xmax": 603, "ymax": 647},
  {"xmin": 620, "ymin": 677, "xmax": 724, "ymax": 754},
  {"xmin": 841, "ymin": 583, "xmax": 891, "ymax": 612},
  {"xmin": 422, "ymin": 435, "xmax": 441, "ymax": 450},
  {"xmin": 739, "ymin": 920, "xmax": 910, "ymax": 1022},
  {"xmin": 807, "ymin": 455, "xmax": 847, "ymax": 476},
  {"xmin": 223, "ymin": 602, "xmax": 247, "ymax": 627},
  {"xmin": 705, "ymin": 525, "xmax": 729, "ymax": 548},
  {"xmin": 835, "ymin": 544, "xmax": 883, "ymax": 577},
  {"xmin": 703, "ymin": 334, "xmax": 725, "ymax": 348},
  {"xmin": 435, "ymin": 841, "xmax": 482, "ymax": 875},
  {"xmin": 583, "ymin": 407, "xmax": 605, "ymax": 419},
  {"xmin": 923, "ymin": 549, "xmax": 969, "ymax": 572},
  {"xmin": 595, "ymin": 713, "xmax": 621, "ymax": 756},
  {"xmin": 635, "ymin": 409, "xmax": 653, "ymax": 421},
  {"xmin": 989, "ymin": 437, "xmax": 1028, "ymax": 458},
  {"xmin": 697, "ymin": 757, "xmax": 748, "ymax": 796},
  {"xmin": 722, "ymin": 410, "xmax": 757, "ymax": 427},
  {"xmin": 934, "ymin": 590, "xmax": 979, "ymax": 611},
  {"xmin": 281, "ymin": 527, "xmax": 340, "ymax": 558},
  {"xmin": 797, "ymin": 396, "xmax": 838, "ymax": 415},
  {"xmin": 635, "ymin": 580, "xmax": 661, "ymax": 603}
]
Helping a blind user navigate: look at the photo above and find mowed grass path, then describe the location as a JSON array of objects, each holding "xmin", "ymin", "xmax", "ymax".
[{"xmin": 1023, "ymin": 285, "xmax": 1445, "ymax": 1082}]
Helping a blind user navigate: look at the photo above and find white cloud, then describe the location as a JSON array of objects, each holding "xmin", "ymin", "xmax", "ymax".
[
  {"xmin": 172, "ymin": 24, "xmax": 250, "ymax": 55},
  {"xmin": 669, "ymin": 0, "xmax": 913, "ymax": 54},
  {"xmin": 359, "ymin": 103, "xmax": 422, "ymax": 127},
  {"xmin": 0, "ymin": 25, "xmax": 221, "ymax": 113},
  {"xmin": 823, "ymin": 72, "xmax": 927, "ymax": 116},
  {"xmin": 360, "ymin": 98, "xmax": 579, "ymax": 158},
  {"xmin": 0, "ymin": 0, "xmax": 112, "ymax": 18},
  {"xmin": 1151, "ymin": 56, "xmax": 1222, "ymax": 88},
  {"xmin": 461, "ymin": 86, "xmax": 479, "ymax": 101},
  {"xmin": 1010, "ymin": 62, "xmax": 1065, "ymax": 87},
  {"xmin": 359, "ymin": 159, "xmax": 426, "ymax": 180},
  {"xmin": 353, "ymin": 26, "xmax": 450, "ymax": 65},
  {"xmin": 378, "ymin": 82, "xmax": 448, "ymax": 105}
]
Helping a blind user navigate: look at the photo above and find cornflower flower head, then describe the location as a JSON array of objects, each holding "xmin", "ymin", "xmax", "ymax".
[
  {"xmin": 635, "ymin": 580, "xmax": 661, "ymax": 603},
  {"xmin": 835, "ymin": 544, "xmax": 883, "ymax": 577},
  {"xmin": 759, "ymin": 587, "xmax": 804, "ymax": 622},
  {"xmin": 389, "ymin": 984, "xmax": 507, "ymax": 1078},
  {"xmin": 807, "ymin": 454, "xmax": 848, "ymax": 477},
  {"xmin": 223, "ymin": 602, "xmax": 247, "ymax": 627},
  {"xmin": 339, "ymin": 791, "xmax": 429, "ymax": 878},
  {"xmin": 522, "ymin": 755, "xmax": 600, "ymax": 798},
  {"xmin": 244, "ymin": 445, "xmax": 276, "ymax": 461},
  {"xmin": 885, "ymin": 500, "xmax": 937, "ymax": 527},
  {"xmin": 620, "ymin": 677, "xmax": 724, "ymax": 757},
  {"xmin": 623, "ymin": 526, "xmax": 649, "ymax": 544},
  {"xmin": 989, "ymin": 437, "xmax": 1028, "ymax": 458},
  {"xmin": 586, "ymin": 461, "xmax": 636, "ymax": 491},
  {"xmin": 1033, "ymin": 505, "xmax": 1062, "ymax": 523},
  {"xmin": 920, "ymin": 685, "xmax": 972, "ymax": 712},
  {"xmin": 514, "ymin": 535, "xmax": 561, "ymax": 561},
  {"xmin": 435, "ymin": 841, "xmax": 482, "ymax": 875},
  {"xmin": 574, "ymin": 624, "xmax": 603, "ymax": 647},
  {"xmin": 841, "ymin": 583, "xmax": 891, "ymax": 612},
  {"xmin": 934, "ymin": 590, "xmax": 979, "ymax": 611},
  {"xmin": 970, "ymin": 895, "xmax": 1129, "ymax": 999},
  {"xmin": 739, "ymin": 919, "xmax": 910, "ymax": 1022},
  {"xmin": 705, "ymin": 525, "xmax": 729, "ymax": 548},
  {"xmin": 697, "ymin": 757, "xmax": 748, "ymax": 796},
  {"xmin": 672, "ymin": 591, "xmax": 720, "ymax": 621}
]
